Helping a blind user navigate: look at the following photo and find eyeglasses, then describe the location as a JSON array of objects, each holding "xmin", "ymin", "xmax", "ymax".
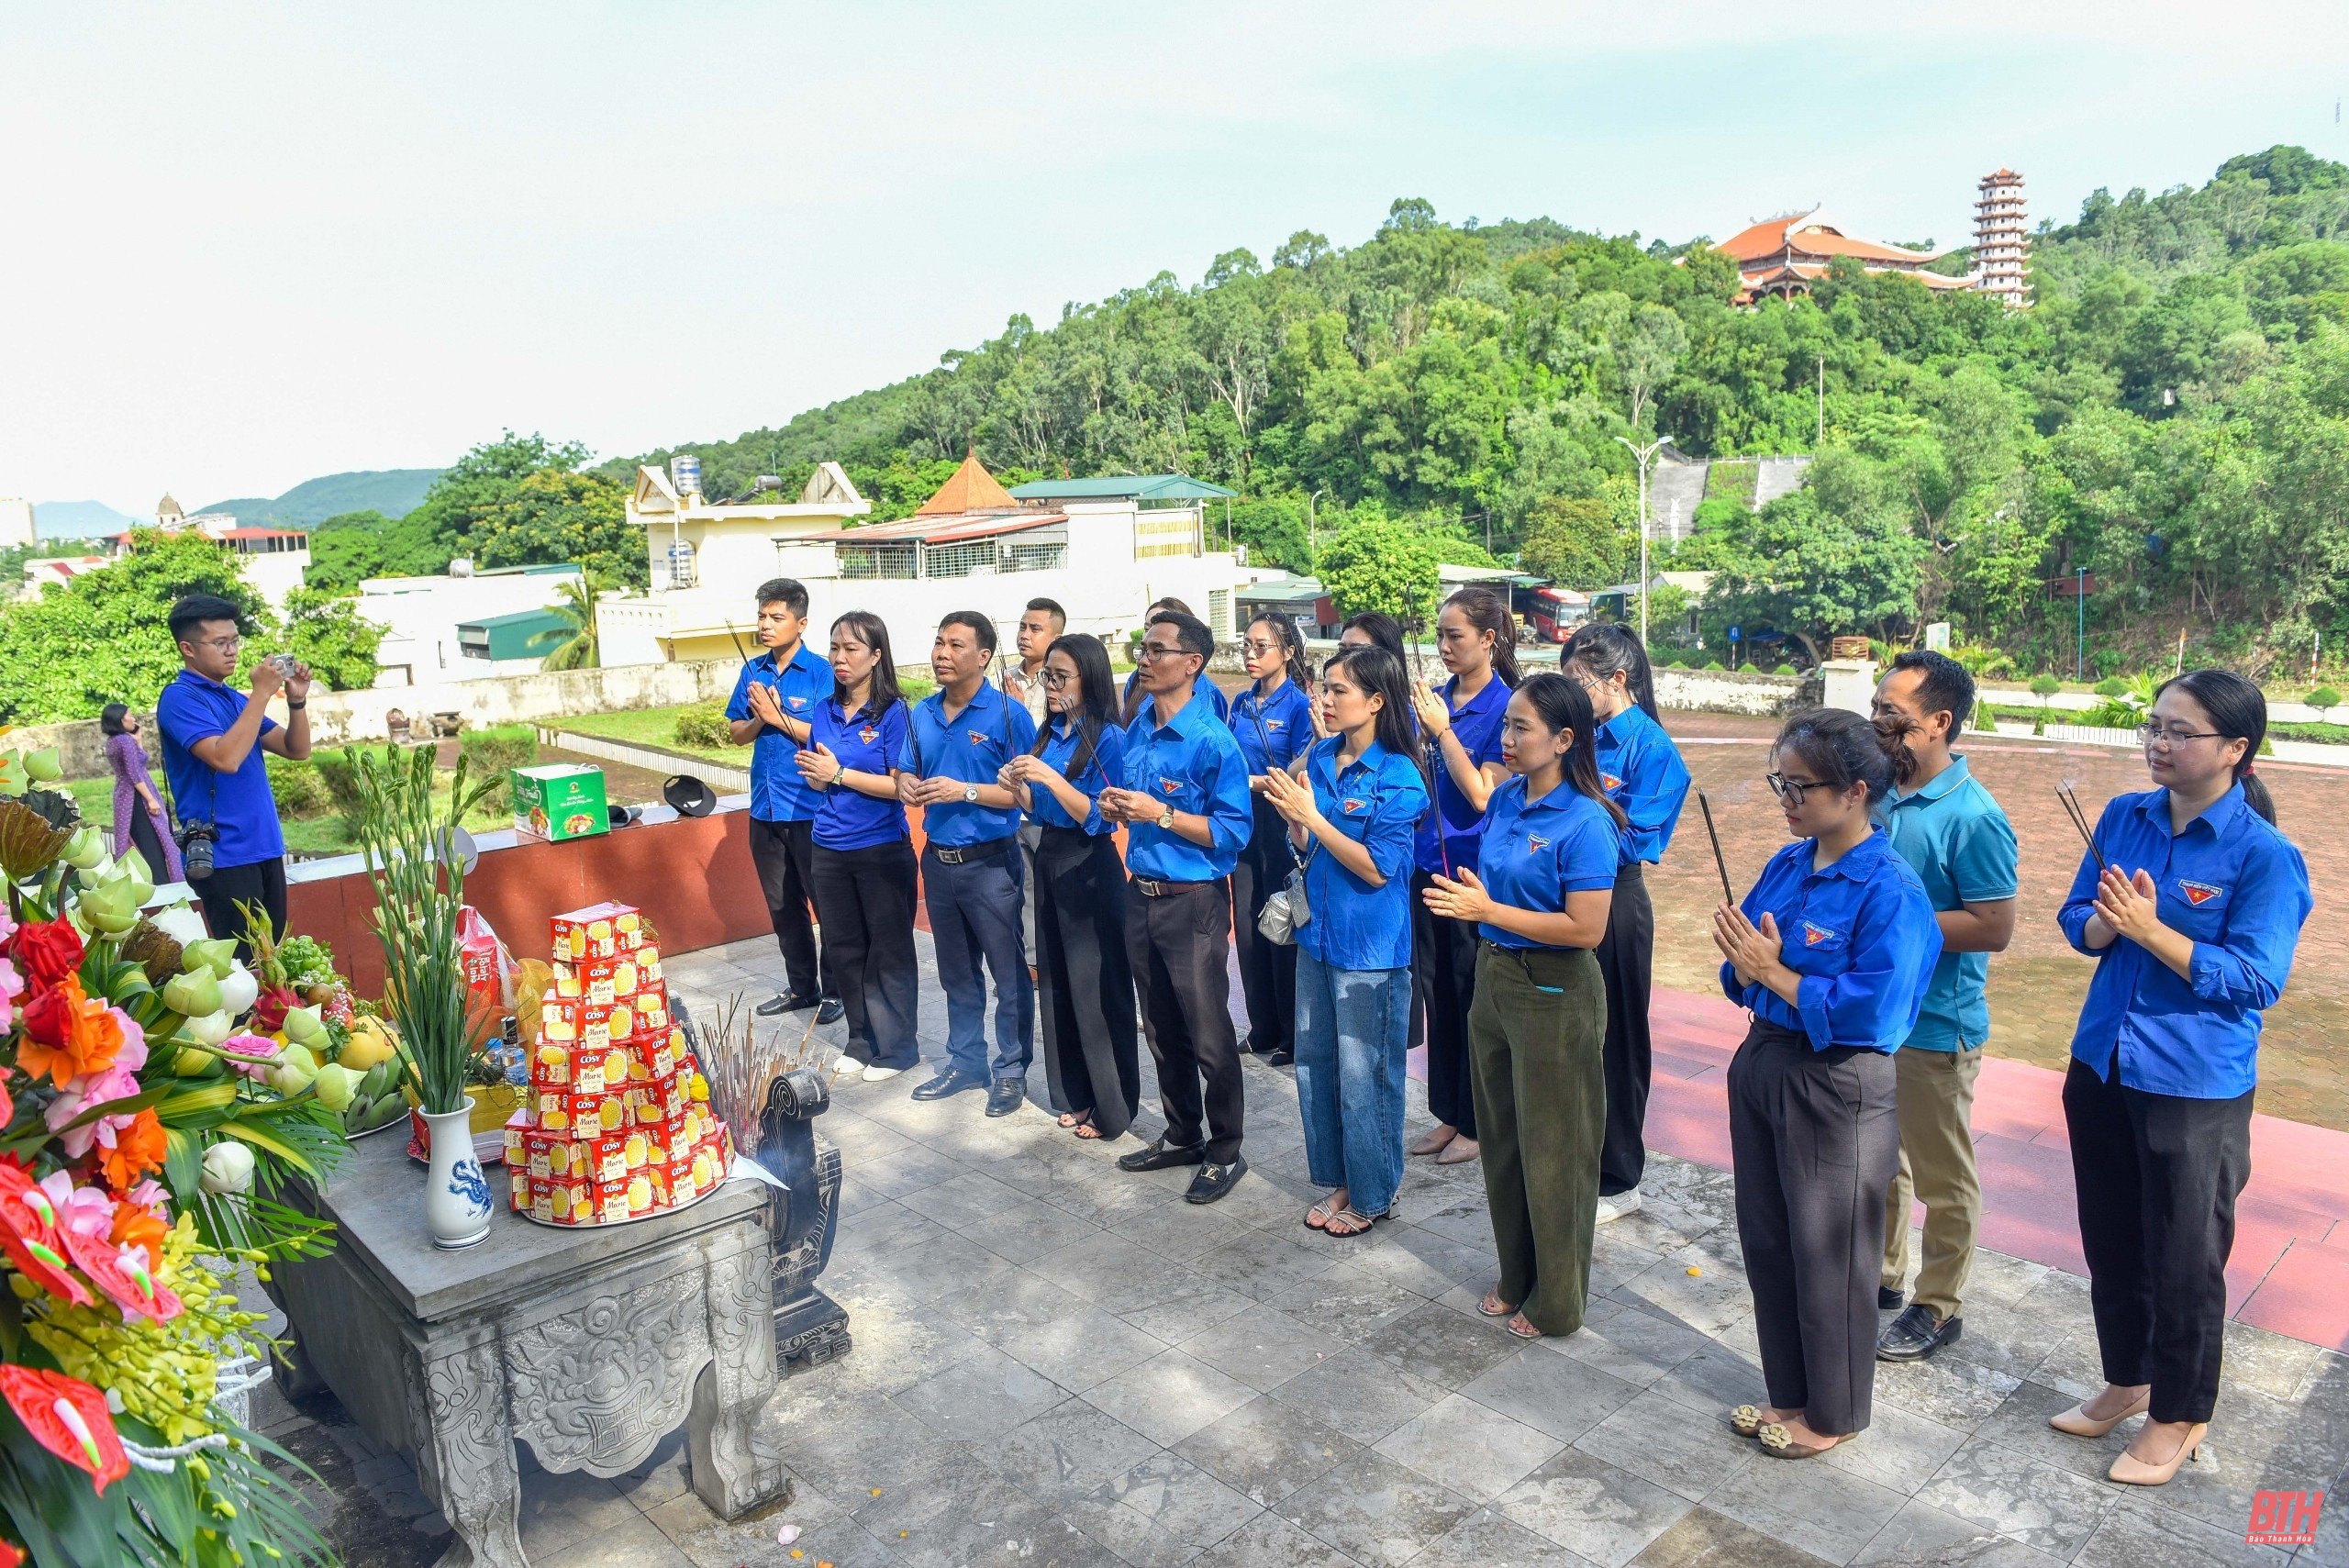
[
  {"xmin": 1242, "ymin": 640, "xmax": 1283, "ymax": 657},
  {"xmin": 1136, "ymin": 642, "xmax": 1194, "ymax": 662},
  {"xmin": 2138, "ymin": 723, "xmax": 2226, "ymax": 749},
  {"xmin": 1765, "ymin": 772, "xmax": 1829, "ymax": 806},
  {"xmin": 192, "ymin": 636, "xmax": 241, "ymax": 653},
  {"xmin": 1041, "ymin": 668, "xmax": 1073, "ymax": 688}
]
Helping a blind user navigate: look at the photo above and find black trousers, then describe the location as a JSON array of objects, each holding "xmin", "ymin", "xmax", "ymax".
[
  {"xmin": 125, "ymin": 806, "xmax": 171, "ymax": 884},
  {"xmin": 1596, "ymin": 864, "xmax": 1656, "ymax": 1196},
  {"xmin": 1035, "ymin": 828, "xmax": 1141, "ymax": 1138},
  {"xmin": 1126, "ymin": 876, "xmax": 1244, "ymax": 1164},
  {"xmin": 808, "ymin": 840, "xmax": 920, "ymax": 1069},
  {"xmin": 196, "ymin": 856, "xmax": 287, "ymax": 966},
  {"xmin": 1230, "ymin": 797, "xmax": 1298, "ymax": 1055},
  {"xmin": 2063, "ymin": 1057, "xmax": 2253, "ymax": 1425},
  {"xmin": 1410, "ymin": 873, "xmax": 1480, "ymax": 1138},
  {"xmin": 1729, "ymin": 1019, "xmax": 1899, "ymax": 1438},
  {"xmin": 749, "ymin": 817, "xmax": 829, "ymax": 1000}
]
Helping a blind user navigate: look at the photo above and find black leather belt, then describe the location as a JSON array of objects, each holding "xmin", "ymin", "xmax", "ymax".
[
  {"xmin": 928, "ymin": 836, "xmax": 1014, "ymax": 866},
  {"xmin": 1132, "ymin": 876, "xmax": 1215, "ymax": 897}
]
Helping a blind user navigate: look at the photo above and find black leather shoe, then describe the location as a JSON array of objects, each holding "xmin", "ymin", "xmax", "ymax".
[
  {"xmin": 1267, "ymin": 1048, "xmax": 1295, "ymax": 1068},
  {"xmin": 1118, "ymin": 1138, "xmax": 1206, "ymax": 1173},
  {"xmin": 815, "ymin": 997, "xmax": 845, "ymax": 1026},
  {"xmin": 911, "ymin": 1070, "xmax": 985, "ymax": 1102},
  {"xmin": 759, "ymin": 991, "xmax": 818, "ymax": 1018},
  {"xmin": 1877, "ymin": 1285, "xmax": 1905, "ymax": 1312},
  {"xmin": 1876, "ymin": 1304, "xmax": 1962, "ymax": 1362},
  {"xmin": 1186, "ymin": 1156, "xmax": 1248, "ymax": 1205},
  {"xmin": 985, "ymin": 1079, "xmax": 1026, "ymax": 1118}
]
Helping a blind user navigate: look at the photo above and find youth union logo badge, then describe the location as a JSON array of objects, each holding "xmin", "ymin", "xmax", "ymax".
[
  {"xmin": 859, "ymin": 726, "xmax": 878, "ymax": 744},
  {"xmin": 1159, "ymin": 777, "xmax": 1183, "ymax": 795},
  {"xmin": 2180, "ymin": 879, "xmax": 2224, "ymax": 906},
  {"xmin": 1526, "ymin": 834, "xmax": 1550, "ymax": 852},
  {"xmin": 967, "ymin": 730, "xmax": 989, "ymax": 746},
  {"xmin": 1342, "ymin": 798, "xmax": 1366, "ymax": 815},
  {"xmin": 1804, "ymin": 921, "xmax": 1836, "ymax": 946},
  {"xmin": 787, "ymin": 694, "xmax": 807, "ymax": 710},
  {"xmin": 1601, "ymin": 773, "xmax": 1624, "ymax": 791}
]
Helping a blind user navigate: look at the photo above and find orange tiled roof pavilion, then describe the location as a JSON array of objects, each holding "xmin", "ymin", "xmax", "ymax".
[{"xmin": 1714, "ymin": 207, "xmax": 1969, "ymax": 303}]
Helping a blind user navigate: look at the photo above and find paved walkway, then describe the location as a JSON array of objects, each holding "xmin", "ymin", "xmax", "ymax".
[{"xmin": 267, "ymin": 934, "xmax": 2349, "ymax": 1566}]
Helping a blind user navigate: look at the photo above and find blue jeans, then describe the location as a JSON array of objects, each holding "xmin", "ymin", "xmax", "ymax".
[
  {"xmin": 923, "ymin": 848, "xmax": 1034, "ymax": 1082},
  {"xmin": 1293, "ymin": 949, "xmax": 1408, "ymax": 1218}
]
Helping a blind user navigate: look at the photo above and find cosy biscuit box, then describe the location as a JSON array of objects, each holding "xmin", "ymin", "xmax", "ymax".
[
  {"xmin": 553, "ymin": 954, "xmax": 647, "ymax": 1006},
  {"xmin": 535, "ymin": 1086, "xmax": 628, "ymax": 1136},
  {"xmin": 551, "ymin": 901, "xmax": 640, "ymax": 961}
]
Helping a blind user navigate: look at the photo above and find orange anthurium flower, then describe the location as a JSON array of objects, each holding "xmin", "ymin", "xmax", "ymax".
[
  {"xmin": 95, "ymin": 1110, "xmax": 165, "ymax": 1194},
  {"xmin": 107, "ymin": 1201, "xmax": 166, "ymax": 1274}
]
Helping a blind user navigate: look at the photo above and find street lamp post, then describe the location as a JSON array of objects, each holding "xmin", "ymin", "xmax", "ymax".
[{"xmin": 1614, "ymin": 435, "xmax": 1674, "ymax": 647}]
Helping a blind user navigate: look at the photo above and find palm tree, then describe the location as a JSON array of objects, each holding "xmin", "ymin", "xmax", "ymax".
[{"xmin": 529, "ymin": 575, "xmax": 600, "ymax": 671}]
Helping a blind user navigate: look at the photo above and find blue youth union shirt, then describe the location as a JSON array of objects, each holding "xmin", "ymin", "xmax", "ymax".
[
  {"xmin": 1474, "ymin": 775, "xmax": 1620, "ymax": 950},
  {"xmin": 726, "ymin": 641, "xmax": 833, "ymax": 823},
  {"xmin": 807, "ymin": 697, "xmax": 910, "ymax": 851},
  {"xmin": 1297, "ymin": 737, "xmax": 1428, "ymax": 971},
  {"xmin": 1024, "ymin": 719, "xmax": 1123, "ymax": 835},
  {"xmin": 1593, "ymin": 704, "xmax": 1692, "ymax": 867},
  {"xmin": 2058, "ymin": 784, "xmax": 2310, "ymax": 1099},
  {"xmin": 154, "ymin": 670, "xmax": 284, "ymax": 869},
  {"xmin": 1118, "ymin": 695, "xmax": 1252, "ymax": 881},
  {"xmin": 1873, "ymin": 755, "xmax": 2018, "ymax": 1051},
  {"xmin": 1721, "ymin": 828, "xmax": 1942, "ymax": 1052},
  {"xmin": 1416, "ymin": 674, "xmax": 1510, "ymax": 875},
  {"xmin": 1230, "ymin": 680, "xmax": 1315, "ymax": 775},
  {"xmin": 898, "ymin": 681, "xmax": 1037, "ymax": 847}
]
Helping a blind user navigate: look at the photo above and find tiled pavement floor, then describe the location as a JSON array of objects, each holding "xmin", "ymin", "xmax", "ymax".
[{"xmin": 264, "ymin": 932, "xmax": 2349, "ymax": 1566}]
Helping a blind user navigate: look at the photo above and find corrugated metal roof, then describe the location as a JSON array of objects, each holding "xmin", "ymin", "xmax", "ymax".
[
  {"xmin": 457, "ymin": 606, "xmax": 573, "ymax": 661},
  {"xmin": 844, "ymin": 510, "xmax": 1066, "ymax": 545},
  {"xmin": 1007, "ymin": 475, "xmax": 1238, "ymax": 503}
]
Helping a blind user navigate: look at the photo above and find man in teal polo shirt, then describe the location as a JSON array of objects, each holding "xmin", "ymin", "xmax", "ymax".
[{"xmin": 1870, "ymin": 651, "xmax": 2018, "ymax": 1363}]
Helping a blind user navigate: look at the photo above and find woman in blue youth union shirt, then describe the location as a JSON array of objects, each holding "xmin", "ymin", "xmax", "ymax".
[
  {"xmin": 1712, "ymin": 708, "xmax": 1940, "ymax": 1460},
  {"xmin": 1563, "ymin": 622, "xmax": 1692, "ymax": 1224},
  {"xmin": 1420, "ymin": 673, "xmax": 1623, "ymax": 1340},
  {"xmin": 1261, "ymin": 645, "xmax": 1428, "ymax": 1238},
  {"xmin": 2049, "ymin": 671, "xmax": 2310, "ymax": 1488},
  {"xmin": 999, "ymin": 634, "xmax": 1140, "ymax": 1142},
  {"xmin": 793, "ymin": 612, "xmax": 920, "ymax": 1080},
  {"xmin": 1229, "ymin": 614, "xmax": 1319, "ymax": 1067}
]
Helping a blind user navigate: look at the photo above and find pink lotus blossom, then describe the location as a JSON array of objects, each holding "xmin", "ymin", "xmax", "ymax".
[
  {"xmin": 126, "ymin": 1180, "xmax": 168, "ymax": 1212},
  {"xmin": 105, "ymin": 1012, "xmax": 144, "ymax": 1073},
  {"xmin": 0, "ymin": 959, "xmax": 23, "ymax": 1032}
]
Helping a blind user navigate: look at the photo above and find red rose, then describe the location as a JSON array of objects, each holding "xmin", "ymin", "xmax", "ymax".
[
  {"xmin": 19, "ymin": 984, "xmax": 70, "ymax": 1049},
  {"xmin": 11, "ymin": 920, "xmax": 83, "ymax": 987}
]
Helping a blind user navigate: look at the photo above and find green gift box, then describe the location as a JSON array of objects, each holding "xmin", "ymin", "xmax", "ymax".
[{"xmin": 513, "ymin": 763, "xmax": 609, "ymax": 843}]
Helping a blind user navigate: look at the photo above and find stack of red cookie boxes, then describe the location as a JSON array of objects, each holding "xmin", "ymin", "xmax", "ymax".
[{"xmin": 503, "ymin": 902, "xmax": 734, "ymax": 1226}]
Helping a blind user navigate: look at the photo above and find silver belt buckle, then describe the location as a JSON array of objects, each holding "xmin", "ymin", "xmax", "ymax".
[
  {"xmin": 938, "ymin": 845, "xmax": 965, "ymax": 865},
  {"xmin": 1138, "ymin": 877, "xmax": 1163, "ymax": 897}
]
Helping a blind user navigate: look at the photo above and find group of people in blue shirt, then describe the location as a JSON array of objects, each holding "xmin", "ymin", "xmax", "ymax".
[{"xmin": 725, "ymin": 577, "xmax": 2311, "ymax": 1487}]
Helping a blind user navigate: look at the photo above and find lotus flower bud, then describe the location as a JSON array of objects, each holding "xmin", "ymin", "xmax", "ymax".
[
  {"xmin": 76, "ymin": 878, "xmax": 142, "ymax": 936},
  {"xmin": 161, "ymin": 970, "xmax": 222, "ymax": 1018},
  {"xmin": 20, "ymin": 750, "xmax": 61, "ymax": 784},
  {"xmin": 214, "ymin": 966, "xmax": 259, "ymax": 1018},
  {"xmin": 181, "ymin": 939, "xmax": 237, "ymax": 980},
  {"xmin": 199, "ymin": 1142, "xmax": 255, "ymax": 1195},
  {"xmin": 177, "ymin": 1010, "xmax": 232, "ymax": 1048},
  {"xmin": 310, "ymin": 1063, "xmax": 356, "ymax": 1112},
  {"xmin": 264, "ymin": 1061, "xmax": 314, "ymax": 1097},
  {"xmin": 281, "ymin": 1006, "xmax": 326, "ymax": 1047},
  {"xmin": 150, "ymin": 904, "xmax": 207, "ymax": 946},
  {"xmin": 61, "ymin": 828, "xmax": 106, "ymax": 871}
]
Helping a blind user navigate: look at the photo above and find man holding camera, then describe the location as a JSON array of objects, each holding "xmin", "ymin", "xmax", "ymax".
[{"xmin": 155, "ymin": 593, "xmax": 311, "ymax": 957}]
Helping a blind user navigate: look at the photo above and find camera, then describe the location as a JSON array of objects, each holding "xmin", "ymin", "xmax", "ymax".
[
  {"xmin": 266, "ymin": 653, "xmax": 297, "ymax": 678},
  {"xmin": 175, "ymin": 821, "xmax": 217, "ymax": 880}
]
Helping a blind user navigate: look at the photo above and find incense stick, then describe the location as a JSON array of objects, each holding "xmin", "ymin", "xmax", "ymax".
[
  {"xmin": 2056, "ymin": 784, "xmax": 2109, "ymax": 874},
  {"xmin": 1698, "ymin": 791, "xmax": 1736, "ymax": 906}
]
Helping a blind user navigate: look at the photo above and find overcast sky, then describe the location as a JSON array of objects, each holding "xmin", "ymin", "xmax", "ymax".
[{"xmin": 5, "ymin": 1, "xmax": 2346, "ymax": 511}]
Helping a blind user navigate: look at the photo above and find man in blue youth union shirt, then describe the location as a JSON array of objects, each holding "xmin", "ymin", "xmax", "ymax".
[
  {"xmin": 1104, "ymin": 613, "xmax": 1254, "ymax": 1205},
  {"xmin": 1869, "ymin": 652, "xmax": 2017, "ymax": 1366},
  {"xmin": 898, "ymin": 611, "xmax": 1038, "ymax": 1118},
  {"xmin": 726, "ymin": 578, "xmax": 841, "ymax": 1025}
]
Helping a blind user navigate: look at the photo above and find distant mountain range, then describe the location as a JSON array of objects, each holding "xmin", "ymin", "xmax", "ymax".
[{"xmin": 33, "ymin": 468, "xmax": 443, "ymax": 539}]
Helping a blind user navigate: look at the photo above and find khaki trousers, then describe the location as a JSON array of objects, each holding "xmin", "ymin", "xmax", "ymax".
[{"xmin": 1880, "ymin": 1044, "xmax": 1983, "ymax": 1320}]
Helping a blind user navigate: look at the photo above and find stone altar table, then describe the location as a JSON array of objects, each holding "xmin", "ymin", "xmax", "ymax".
[{"xmin": 269, "ymin": 1129, "xmax": 788, "ymax": 1567}]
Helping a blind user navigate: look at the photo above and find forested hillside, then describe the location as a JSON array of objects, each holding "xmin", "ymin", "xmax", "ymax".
[{"xmin": 609, "ymin": 145, "xmax": 2349, "ymax": 677}]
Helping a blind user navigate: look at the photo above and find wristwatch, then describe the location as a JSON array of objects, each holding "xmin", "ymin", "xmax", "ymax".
[
  {"xmin": 1155, "ymin": 807, "xmax": 1174, "ymax": 830},
  {"xmin": 963, "ymin": 783, "xmax": 980, "ymax": 804}
]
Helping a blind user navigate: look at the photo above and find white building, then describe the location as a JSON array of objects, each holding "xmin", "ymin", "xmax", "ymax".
[
  {"xmin": 0, "ymin": 499, "xmax": 32, "ymax": 550},
  {"xmin": 115, "ymin": 495, "xmax": 311, "ymax": 608},
  {"xmin": 1972, "ymin": 169, "xmax": 2031, "ymax": 309},
  {"xmin": 358, "ymin": 562, "xmax": 588, "ymax": 686},
  {"xmin": 596, "ymin": 454, "xmax": 1245, "ymax": 670}
]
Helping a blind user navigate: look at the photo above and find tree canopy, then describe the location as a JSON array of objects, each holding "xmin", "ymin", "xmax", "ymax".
[{"xmin": 582, "ymin": 148, "xmax": 2349, "ymax": 676}]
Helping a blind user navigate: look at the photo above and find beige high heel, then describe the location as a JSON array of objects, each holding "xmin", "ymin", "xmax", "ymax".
[
  {"xmin": 2108, "ymin": 1422, "xmax": 2207, "ymax": 1485},
  {"xmin": 2049, "ymin": 1389, "xmax": 2149, "ymax": 1438}
]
